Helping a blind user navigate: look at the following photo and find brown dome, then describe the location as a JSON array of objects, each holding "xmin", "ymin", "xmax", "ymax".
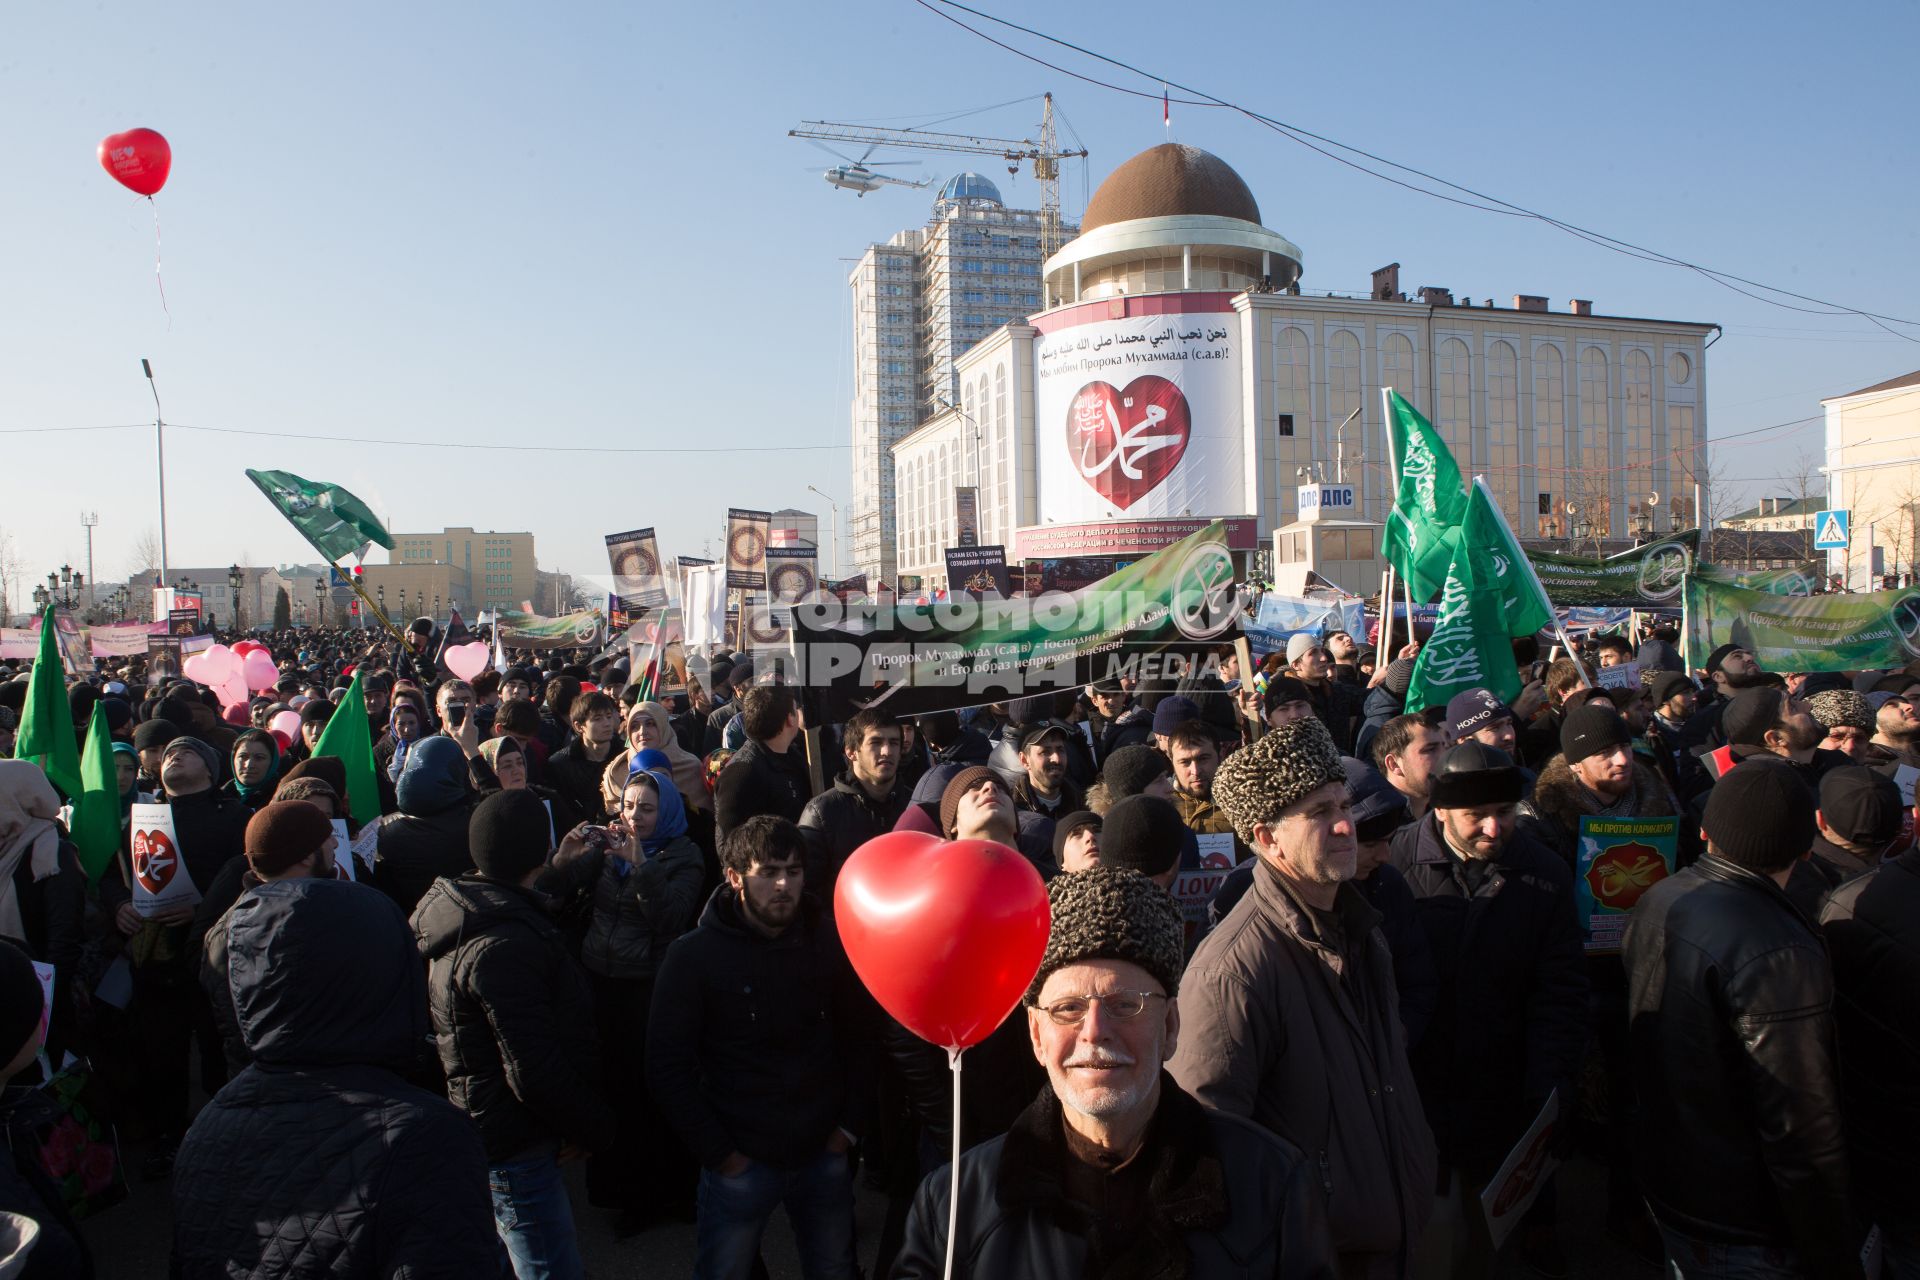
[{"xmin": 1080, "ymin": 144, "xmax": 1261, "ymax": 233}]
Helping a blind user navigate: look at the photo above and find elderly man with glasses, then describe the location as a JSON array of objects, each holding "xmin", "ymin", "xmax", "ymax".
[{"xmin": 893, "ymin": 866, "xmax": 1336, "ymax": 1279}]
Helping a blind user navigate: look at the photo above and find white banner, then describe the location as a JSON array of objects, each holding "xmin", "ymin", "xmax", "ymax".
[
  {"xmin": 129, "ymin": 802, "xmax": 204, "ymax": 915},
  {"xmin": 1033, "ymin": 300, "xmax": 1244, "ymax": 524},
  {"xmin": 330, "ymin": 819, "xmax": 356, "ymax": 881}
]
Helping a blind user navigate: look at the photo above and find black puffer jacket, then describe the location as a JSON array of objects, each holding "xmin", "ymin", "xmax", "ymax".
[
  {"xmin": 560, "ymin": 836, "xmax": 705, "ymax": 982},
  {"xmin": 797, "ymin": 772, "xmax": 910, "ymax": 895},
  {"xmin": 1389, "ymin": 815, "xmax": 1587, "ymax": 1176},
  {"xmin": 373, "ymin": 737, "xmax": 474, "ymax": 915},
  {"xmin": 1623, "ymin": 854, "xmax": 1860, "ymax": 1277},
  {"xmin": 1820, "ymin": 849, "xmax": 1920, "ymax": 1236},
  {"xmin": 172, "ymin": 879, "xmax": 501, "ymax": 1279},
  {"xmin": 893, "ymin": 1079, "xmax": 1338, "ymax": 1280},
  {"xmin": 546, "ymin": 733, "xmax": 617, "ymax": 824},
  {"xmin": 411, "ymin": 875, "xmax": 615, "ymax": 1163},
  {"xmin": 647, "ymin": 888, "xmax": 873, "ymax": 1171}
]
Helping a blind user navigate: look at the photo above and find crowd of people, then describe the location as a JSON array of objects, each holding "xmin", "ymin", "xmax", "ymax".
[{"xmin": 0, "ymin": 608, "xmax": 1911, "ymax": 1279}]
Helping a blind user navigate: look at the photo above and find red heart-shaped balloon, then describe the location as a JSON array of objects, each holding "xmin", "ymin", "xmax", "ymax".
[
  {"xmin": 1066, "ymin": 375, "xmax": 1192, "ymax": 511},
  {"xmin": 98, "ymin": 127, "xmax": 172, "ymax": 197},
  {"xmin": 835, "ymin": 831, "xmax": 1050, "ymax": 1050}
]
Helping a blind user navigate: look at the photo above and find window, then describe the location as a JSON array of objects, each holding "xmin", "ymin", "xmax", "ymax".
[
  {"xmin": 1275, "ymin": 327, "xmax": 1311, "ymax": 516},
  {"xmin": 1578, "ymin": 348, "xmax": 1612, "ymax": 536},
  {"xmin": 1533, "ymin": 344, "xmax": 1566, "ymax": 536},
  {"xmin": 1436, "ymin": 338, "xmax": 1471, "ymax": 464},
  {"xmin": 1669, "ymin": 404, "xmax": 1696, "ymax": 525},
  {"xmin": 1624, "ymin": 350, "xmax": 1654, "ymax": 527},
  {"xmin": 1488, "ymin": 341, "xmax": 1518, "ymax": 500},
  {"xmin": 1326, "ymin": 330, "xmax": 1361, "ymax": 458}
]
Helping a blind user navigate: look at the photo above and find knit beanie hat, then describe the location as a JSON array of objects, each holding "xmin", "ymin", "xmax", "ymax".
[
  {"xmin": 1651, "ymin": 671, "xmax": 1695, "ymax": 710},
  {"xmin": 1819, "ymin": 766, "xmax": 1903, "ymax": 848},
  {"xmin": 1212, "ymin": 716, "xmax": 1345, "ymax": 846},
  {"xmin": 1703, "ymin": 759, "xmax": 1816, "ymax": 872},
  {"xmin": 132, "ymin": 718, "xmax": 182, "ymax": 753},
  {"xmin": 1705, "ymin": 643, "xmax": 1742, "ymax": 675},
  {"xmin": 1097, "ymin": 795, "xmax": 1186, "ymax": 878},
  {"xmin": 1150, "ymin": 696, "xmax": 1201, "ymax": 737},
  {"xmin": 160, "ymin": 735, "xmax": 221, "ymax": 781},
  {"xmin": 938, "ymin": 765, "xmax": 1009, "ymax": 838},
  {"xmin": 1807, "ymin": 689, "xmax": 1875, "ymax": 734},
  {"xmin": 1051, "ymin": 811, "xmax": 1102, "ymax": 864},
  {"xmin": 1262, "ymin": 675, "xmax": 1312, "ymax": 713},
  {"xmin": 0, "ymin": 938, "xmax": 45, "ymax": 1065},
  {"xmin": 1560, "ymin": 703, "xmax": 1632, "ymax": 766},
  {"xmin": 1024, "ymin": 865, "xmax": 1185, "ymax": 1004},
  {"xmin": 1102, "ymin": 745, "xmax": 1172, "ymax": 801},
  {"xmin": 279, "ymin": 756, "xmax": 348, "ymax": 798},
  {"xmin": 1722, "ymin": 688, "xmax": 1787, "ymax": 749},
  {"xmin": 1285, "ymin": 634, "xmax": 1324, "ymax": 665},
  {"xmin": 469, "ymin": 789, "xmax": 553, "ymax": 882},
  {"xmin": 1380, "ymin": 657, "xmax": 1416, "ymax": 698},
  {"xmin": 245, "ymin": 800, "xmax": 335, "ymax": 877},
  {"xmin": 272, "ymin": 776, "xmax": 340, "ymax": 811}
]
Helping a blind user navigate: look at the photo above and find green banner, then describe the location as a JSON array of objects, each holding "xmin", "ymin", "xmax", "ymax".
[
  {"xmin": 1690, "ymin": 560, "xmax": 1820, "ymax": 596},
  {"xmin": 495, "ymin": 608, "xmax": 605, "ymax": 650},
  {"xmin": 791, "ymin": 521, "xmax": 1237, "ymax": 722},
  {"xmin": 1381, "ymin": 390, "xmax": 1467, "ymax": 603},
  {"xmin": 244, "ymin": 469, "xmax": 394, "ymax": 564},
  {"xmin": 1683, "ymin": 575, "xmax": 1920, "ymax": 672},
  {"xmin": 1576, "ymin": 815, "xmax": 1678, "ymax": 954},
  {"xmin": 1526, "ymin": 530, "xmax": 1700, "ymax": 608}
]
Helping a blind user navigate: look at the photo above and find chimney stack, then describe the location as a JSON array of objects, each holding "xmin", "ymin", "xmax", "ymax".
[
  {"xmin": 1569, "ymin": 299, "xmax": 1593, "ymax": 316},
  {"xmin": 1514, "ymin": 294, "xmax": 1548, "ymax": 312},
  {"xmin": 1418, "ymin": 286, "xmax": 1454, "ymax": 307}
]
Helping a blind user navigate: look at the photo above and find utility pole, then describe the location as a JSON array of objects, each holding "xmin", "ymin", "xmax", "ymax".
[
  {"xmin": 79, "ymin": 511, "xmax": 98, "ymax": 614},
  {"xmin": 142, "ymin": 360, "xmax": 168, "ymax": 586}
]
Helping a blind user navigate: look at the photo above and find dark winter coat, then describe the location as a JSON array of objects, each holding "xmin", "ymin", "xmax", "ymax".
[
  {"xmin": 797, "ymin": 772, "xmax": 910, "ymax": 897},
  {"xmin": 647, "ymin": 888, "xmax": 873, "ymax": 1171},
  {"xmin": 893, "ymin": 1079, "xmax": 1338, "ymax": 1280},
  {"xmin": 1784, "ymin": 832, "xmax": 1878, "ymax": 918},
  {"xmin": 372, "ymin": 807, "xmax": 472, "ymax": 917},
  {"xmin": 1388, "ymin": 814, "xmax": 1588, "ymax": 1176},
  {"xmin": 555, "ymin": 835, "xmax": 705, "ymax": 982},
  {"xmin": 411, "ymin": 875, "xmax": 615, "ymax": 1163},
  {"xmin": 0, "ymin": 1092, "xmax": 91, "ymax": 1279},
  {"xmin": 712, "ymin": 737, "xmax": 811, "ymax": 845},
  {"xmin": 1091, "ymin": 707, "xmax": 1152, "ymax": 763},
  {"xmin": 1820, "ymin": 849, "xmax": 1920, "ymax": 1236},
  {"xmin": 1623, "ymin": 855, "xmax": 1859, "ymax": 1277},
  {"xmin": 172, "ymin": 879, "xmax": 500, "ymax": 1279},
  {"xmin": 1168, "ymin": 858, "xmax": 1435, "ymax": 1274},
  {"xmin": 1303, "ymin": 678, "xmax": 1367, "ymax": 756},
  {"xmin": 546, "ymin": 732, "xmax": 618, "ymax": 824},
  {"xmin": 1522, "ymin": 754, "xmax": 1683, "ymax": 870},
  {"xmin": 1353, "ymin": 683, "xmax": 1404, "ymax": 763}
]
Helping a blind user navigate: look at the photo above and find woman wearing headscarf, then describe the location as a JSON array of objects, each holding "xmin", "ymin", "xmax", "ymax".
[
  {"xmin": 546, "ymin": 760, "xmax": 703, "ymax": 1227},
  {"xmin": 473, "ymin": 735, "xmax": 583, "ymax": 835},
  {"xmin": 371, "ymin": 737, "xmax": 474, "ymax": 917},
  {"xmin": 221, "ymin": 729, "xmax": 281, "ymax": 815}
]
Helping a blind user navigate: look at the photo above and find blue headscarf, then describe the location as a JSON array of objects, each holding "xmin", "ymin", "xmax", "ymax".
[{"xmin": 622, "ymin": 754, "xmax": 687, "ymax": 859}]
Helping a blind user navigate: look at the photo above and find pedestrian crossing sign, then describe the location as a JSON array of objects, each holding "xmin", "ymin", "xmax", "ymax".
[{"xmin": 1814, "ymin": 509, "xmax": 1850, "ymax": 550}]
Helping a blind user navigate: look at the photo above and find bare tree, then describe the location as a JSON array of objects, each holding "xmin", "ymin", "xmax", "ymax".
[
  {"xmin": 1784, "ymin": 448, "xmax": 1826, "ymax": 513},
  {"xmin": 126, "ymin": 527, "xmax": 162, "ymax": 578}
]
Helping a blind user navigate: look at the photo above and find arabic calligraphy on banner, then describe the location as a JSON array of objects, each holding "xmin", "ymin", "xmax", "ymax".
[{"xmin": 1033, "ymin": 295, "xmax": 1243, "ymax": 525}]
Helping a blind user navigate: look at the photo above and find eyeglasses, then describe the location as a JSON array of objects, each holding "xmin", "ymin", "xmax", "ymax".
[{"xmin": 1037, "ymin": 990, "xmax": 1166, "ymax": 1026}]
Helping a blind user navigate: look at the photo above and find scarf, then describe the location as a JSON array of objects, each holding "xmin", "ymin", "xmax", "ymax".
[
  {"xmin": 230, "ymin": 729, "xmax": 282, "ymax": 800},
  {"xmin": 629, "ymin": 701, "xmax": 708, "ymax": 812},
  {"xmin": 0, "ymin": 762, "xmax": 64, "ymax": 942}
]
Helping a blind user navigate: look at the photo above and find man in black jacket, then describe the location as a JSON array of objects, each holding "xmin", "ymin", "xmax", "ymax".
[
  {"xmin": 1006, "ymin": 720, "xmax": 1086, "ymax": 821},
  {"xmin": 1391, "ymin": 742, "xmax": 1586, "ymax": 1276},
  {"xmin": 546, "ymin": 689, "xmax": 621, "ymax": 823},
  {"xmin": 648, "ymin": 815, "xmax": 871, "ymax": 1280},
  {"xmin": 713, "ymin": 684, "xmax": 811, "ymax": 846},
  {"xmin": 894, "ymin": 865, "xmax": 1337, "ymax": 1279},
  {"xmin": 1821, "ymin": 840, "xmax": 1920, "ymax": 1276},
  {"xmin": 797, "ymin": 707, "xmax": 907, "ymax": 897},
  {"xmin": 1285, "ymin": 635, "xmax": 1366, "ymax": 754},
  {"xmin": 412, "ymin": 790, "xmax": 615, "ymax": 1280},
  {"xmin": 175, "ymin": 879, "xmax": 501, "ymax": 1279},
  {"xmin": 1623, "ymin": 760, "xmax": 1860, "ymax": 1278}
]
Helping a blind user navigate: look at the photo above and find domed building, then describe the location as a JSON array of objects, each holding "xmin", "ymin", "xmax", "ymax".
[{"xmin": 880, "ymin": 142, "xmax": 1715, "ymax": 596}]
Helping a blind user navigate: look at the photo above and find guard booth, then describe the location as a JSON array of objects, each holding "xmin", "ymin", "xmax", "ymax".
[{"xmin": 1272, "ymin": 483, "xmax": 1386, "ymax": 597}]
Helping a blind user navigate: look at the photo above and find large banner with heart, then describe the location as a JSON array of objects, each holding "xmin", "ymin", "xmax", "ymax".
[
  {"xmin": 1033, "ymin": 296, "xmax": 1245, "ymax": 526},
  {"xmin": 128, "ymin": 802, "xmax": 204, "ymax": 916}
]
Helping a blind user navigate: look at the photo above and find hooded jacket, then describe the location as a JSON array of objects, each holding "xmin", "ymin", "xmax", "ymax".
[
  {"xmin": 893, "ymin": 1079, "xmax": 1338, "ymax": 1280},
  {"xmin": 1168, "ymin": 858, "xmax": 1435, "ymax": 1276},
  {"xmin": 411, "ymin": 874, "xmax": 614, "ymax": 1163},
  {"xmin": 1522, "ymin": 753, "xmax": 1681, "ymax": 869},
  {"xmin": 646, "ymin": 887, "xmax": 873, "ymax": 1171},
  {"xmin": 172, "ymin": 879, "xmax": 500, "ymax": 1279},
  {"xmin": 374, "ymin": 737, "xmax": 474, "ymax": 916}
]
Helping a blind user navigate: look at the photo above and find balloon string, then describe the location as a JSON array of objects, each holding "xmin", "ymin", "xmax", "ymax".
[
  {"xmin": 150, "ymin": 196, "xmax": 171, "ymax": 329},
  {"xmin": 944, "ymin": 1046, "xmax": 962, "ymax": 1280}
]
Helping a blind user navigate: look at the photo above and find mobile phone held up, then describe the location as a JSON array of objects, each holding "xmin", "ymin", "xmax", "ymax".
[{"xmin": 448, "ymin": 702, "xmax": 469, "ymax": 729}]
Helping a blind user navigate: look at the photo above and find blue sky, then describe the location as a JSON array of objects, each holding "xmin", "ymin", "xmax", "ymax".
[{"xmin": 3, "ymin": 0, "xmax": 1915, "ymax": 606}]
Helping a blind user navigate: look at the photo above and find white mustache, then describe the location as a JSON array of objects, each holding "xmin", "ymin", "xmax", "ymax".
[{"xmin": 1063, "ymin": 1049, "xmax": 1137, "ymax": 1069}]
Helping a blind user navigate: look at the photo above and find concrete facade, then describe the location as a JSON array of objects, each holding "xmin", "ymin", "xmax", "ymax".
[{"xmin": 1822, "ymin": 370, "xmax": 1920, "ymax": 588}]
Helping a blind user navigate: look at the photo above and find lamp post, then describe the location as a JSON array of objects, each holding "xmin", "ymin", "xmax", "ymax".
[
  {"xmin": 377, "ymin": 584, "xmax": 386, "ymax": 613},
  {"xmin": 31, "ymin": 585, "xmax": 48, "ymax": 617},
  {"xmin": 228, "ymin": 564, "xmax": 244, "ymax": 630},
  {"xmin": 806, "ymin": 484, "xmax": 839, "ymax": 578},
  {"xmin": 314, "ymin": 578, "xmax": 325, "ymax": 627}
]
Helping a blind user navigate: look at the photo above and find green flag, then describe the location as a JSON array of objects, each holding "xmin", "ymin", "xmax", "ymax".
[
  {"xmin": 1405, "ymin": 509, "xmax": 1524, "ymax": 714},
  {"xmin": 1381, "ymin": 389, "xmax": 1467, "ymax": 603},
  {"xmin": 71, "ymin": 705, "xmax": 121, "ymax": 883},
  {"xmin": 15, "ymin": 618, "xmax": 81, "ymax": 799},
  {"xmin": 1464, "ymin": 478, "xmax": 1556, "ymax": 638},
  {"xmin": 312, "ymin": 673, "xmax": 382, "ymax": 826},
  {"xmin": 244, "ymin": 469, "xmax": 394, "ymax": 564}
]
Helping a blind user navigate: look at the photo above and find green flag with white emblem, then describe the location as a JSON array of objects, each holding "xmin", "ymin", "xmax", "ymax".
[
  {"xmin": 1464, "ymin": 478, "xmax": 1556, "ymax": 639},
  {"xmin": 1380, "ymin": 390, "xmax": 1467, "ymax": 603},
  {"xmin": 1404, "ymin": 484, "xmax": 1528, "ymax": 713},
  {"xmin": 245, "ymin": 469, "xmax": 394, "ymax": 564}
]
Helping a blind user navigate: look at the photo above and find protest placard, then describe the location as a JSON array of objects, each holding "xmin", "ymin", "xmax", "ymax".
[
  {"xmin": 1480, "ymin": 1091, "xmax": 1561, "ymax": 1250},
  {"xmin": 1574, "ymin": 815, "xmax": 1677, "ymax": 953},
  {"xmin": 129, "ymin": 802, "xmax": 204, "ymax": 915}
]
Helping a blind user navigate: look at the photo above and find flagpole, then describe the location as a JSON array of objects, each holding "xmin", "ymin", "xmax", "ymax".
[
  {"xmin": 1376, "ymin": 565, "xmax": 1396, "ymax": 672},
  {"xmin": 329, "ymin": 561, "xmax": 407, "ymax": 645}
]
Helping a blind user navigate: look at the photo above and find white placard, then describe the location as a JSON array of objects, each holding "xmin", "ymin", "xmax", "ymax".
[
  {"xmin": 1594, "ymin": 662, "xmax": 1640, "ymax": 691},
  {"xmin": 1479, "ymin": 1090, "xmax": 1560, "ymax": 1250},
  {"xmin": 128, "ymin": 802, "xmax": 204, "ymax": 915},
  {"xmin": 330, "ymin": 819, "xmax": 357, "ymax": 881}
]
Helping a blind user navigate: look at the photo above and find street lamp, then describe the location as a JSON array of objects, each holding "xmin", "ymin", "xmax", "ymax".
[
  {"xmin": 377, "ymin": 584, "xmax": 386, "ymax": 611},
  {"xmin": 31, "ymin": 585, "xmax": 48, "ymax": 616},
  {"xmin": 228, "ymin": 564, "xmax": 243, "ymax": 630},
  {"xmin": 806, "ymin": 484, "xmax": 839, "ymax": 578},
  {"xmin": 313, "ymin": 578, "xmax": 325, "ymax": 626}
]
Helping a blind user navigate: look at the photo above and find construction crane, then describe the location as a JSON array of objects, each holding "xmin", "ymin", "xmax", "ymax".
[{"xmin": 789, "ymin": 93, "xmax": 1088, "ymax": 259}]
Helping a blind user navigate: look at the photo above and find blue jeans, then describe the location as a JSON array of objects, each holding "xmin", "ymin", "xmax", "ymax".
[
  {"xmin": 1657, "ymin": 1221, "xmax": 1809, "ymax": 1279},
  {"xmin": 489, "ymin": 1155, "xmax": 584, "ymax": 1280},
  {"xmin": 695, "ymin": 1148, "xmax": 855, "ymax": 1280}
]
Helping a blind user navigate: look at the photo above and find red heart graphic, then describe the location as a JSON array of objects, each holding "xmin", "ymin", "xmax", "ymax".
[
  {"xmin": 97, "ymin": 128, "xmax": 172, "ymax": 197},
  {"xmin": 1066, "ymin": 376, "xmax": 1191, "ymax": 511},
  {"xmin": 132, "ymin": 829, "xmax": 178, "ymax": 894}
]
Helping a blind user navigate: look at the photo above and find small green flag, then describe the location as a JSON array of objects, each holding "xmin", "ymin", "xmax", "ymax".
[
  {"xmin": 1404, "ymin": 499, "xmax": 1525, "ymax": 715},
  {"xmin": 1463, "ymin": 478, "xmax": 1556, "ymax": 639},
  {"xmin": 244, "ymin": 469, "xmax": 395, "ymax": 564},
  {"xmin": 1380, "ymin": 389, "xmax": 1467, "ymax": 603},
  {"xmin": 71, "ymin": 705, "xmax": 122, "ymax": 883},
  {"xmin": 312, "ymin": 672, "xmax": 382, "ymax": 826},
  {"xmin": 15, "ymin": 618, "xmax": 81, "ymax": 800}
]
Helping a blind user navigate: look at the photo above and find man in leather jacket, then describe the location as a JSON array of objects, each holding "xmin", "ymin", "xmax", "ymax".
[
  {"xmin": 894, "ymin": 866, "xmax": 1336, "ymax": 1279},
  {"xmin": 1623, "ymin": 759, "xmax": 1861, "ymax": 1278}
]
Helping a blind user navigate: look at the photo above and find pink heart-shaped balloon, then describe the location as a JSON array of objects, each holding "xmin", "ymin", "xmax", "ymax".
[
  {"xmin": 269, "ymin": 710, "xmax": 303, "ymax": 742},
  {"xmin": 444, "ymin": 642, "xmax": 490, "ymax": 682}
]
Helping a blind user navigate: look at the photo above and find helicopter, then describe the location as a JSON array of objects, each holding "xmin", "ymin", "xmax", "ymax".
[{"xmin": 806, "ymin": 141, "xmax": 930, "ymax": 197}]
